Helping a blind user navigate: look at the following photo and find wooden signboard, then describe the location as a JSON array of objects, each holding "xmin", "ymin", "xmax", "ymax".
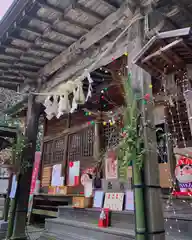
[
  {"xmin": 105, "ymin": 150, "xmax": 118, "ymax": 180},
  {"xmin": 41, "ymin": 166, "xmax": 52, "ymax": 187},
  {"xmin": 103, "ymin": 192, "xmax": 124, "ymax": 211}
]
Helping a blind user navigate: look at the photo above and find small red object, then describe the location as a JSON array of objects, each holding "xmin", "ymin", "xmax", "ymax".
[
  {"xmin": 69, "ymin": 162, "xmax": 74, "ymax": 168},
  {"xmin": 144, "ymin": 93, "xmax": 150, "ymax": 100},
  {"xmin": 104, "ymin": 208, "xmax": 110, "ymax": 227},
  {"xmin": 98, "ymin": 209, "xmax": 110, "ymax": 228},
  {"xmin": 74, "ymin": 176, "xmax": 79, "ymax": 185}
]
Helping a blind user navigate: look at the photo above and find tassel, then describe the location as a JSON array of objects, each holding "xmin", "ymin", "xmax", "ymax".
[
  {"xmin": 70, "ymin": 93, "xmax": 78, "ymax": 113},
  {"xmin": 74, "ymin": 82, "xmax": 85, "ymax": 104}
]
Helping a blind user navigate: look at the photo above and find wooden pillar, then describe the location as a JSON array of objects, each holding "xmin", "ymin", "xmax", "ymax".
[
  {"xmin": 128, "ymin": 17, "xmax": 165, "ymax": 240},
  {"xmin": 12, "ymin": 95, "xmax": 41, "ymax": 240},
  {"xmin": 93, "ymin": 120, "xmax": 104, "ymax": 176}
]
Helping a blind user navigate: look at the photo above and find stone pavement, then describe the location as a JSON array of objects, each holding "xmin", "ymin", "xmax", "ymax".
[{"xmin": 26, "ymin": 225, "xmax": 43, "ymax": 240}]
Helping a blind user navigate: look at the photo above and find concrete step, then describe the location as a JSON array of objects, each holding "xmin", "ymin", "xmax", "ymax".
[
  {"xmin": 58, "ymin": 206, "xmax": 134, "ymax": 229},
  {"xmin": 43, "ymin": 218, "xmax": 135, "ymax": 240}
]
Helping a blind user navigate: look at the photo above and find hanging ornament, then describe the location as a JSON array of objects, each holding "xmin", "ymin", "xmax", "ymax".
[
  {"xmin": 85, "ymin": 71, "xmax": 93, "ymax": 102},
  {"xmin": 43, "ymin": 96, "xmax": 52, "ymax": 108},
  {"xmin": 57, "ymin": 93, "xmax": 70, "ymax": 118},
  {"xmin": 70, "ymin": 89, "xmax": 78, "ymax": 113},
  {"xmin": 74, "ymin": 81, "xmax": 85, "ymax": 104},
  {"xmin": 144, "ymin": 93, "xmax": 150, "ymax": 101},
  {"xmin": 45, "ymin": 95, "xmax": 58, "ymax": 120}
]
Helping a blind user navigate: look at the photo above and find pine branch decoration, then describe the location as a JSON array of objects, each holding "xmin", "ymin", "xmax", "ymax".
[{"xmin": 118, "ymin": 73, "xmax": 145, "ymax": 173}]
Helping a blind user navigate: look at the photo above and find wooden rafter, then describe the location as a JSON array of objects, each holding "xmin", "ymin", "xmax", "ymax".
[
  {"xmin": 0, "ymin": 65, "xmax": 39, "ymax": 72},
  {"xmin": 25, "ymin": 15, "xmax": 80, "ymax": 40},
  {"xmin": 75, "ymin": 3, "xmax": 105, "ymax": 20},
  {"xmin": 39, "ymin": 0, "xmax": 133, "ymax": 84},
  {"xmin": 0, "ymin": 51, "xmax": 50, "ymax": 63},
  {"xmin": 18, "ymin": 27, "xmax": 69, "ymax": 48},
  {"xmin": 182, "ymin": 41, "xmax": 192, "ymax": 56},
  {"xmin": 1, "ymin": 70, "xmax": 37, "ymax": 78},
  {"xmin": 36, "ymin": 0, "xmax": 91, "ymax": 31},
  {"xmin": 0, "ymin": 82, "xmax": 18, "ymax": 91},
  {"xmin": 0, "ymin": 58, "xmax": 43, "ymax": 68},
  {"xmin": 0, "ymin": 77, "xmax": 24, "ymax": 83},
  {"xmin": 99, "ymin": 0, "xmax": 117, "ymax": 11},
  {"xmin": 142, "ymin": 38, "xmax": 183, "ymax": 64},
  {"xmin": 173, "ymin": 1, "xmax": 192, "ymax": 22},
  {"xmin": 0, "ymin": 42, "xmax": 59, "ymax": 55}
]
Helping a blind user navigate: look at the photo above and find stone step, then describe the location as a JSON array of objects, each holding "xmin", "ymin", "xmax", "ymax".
[
  {"xmin": 58, "ymin": 206, "xmax": 134, "ymax": 229},
  {"xmin": 43, "ymin": 218, "xmax": 135, "ymax": 240},
  {"xmin": 42, "ymin": 216, "xmax": 192, "ymax": 240}
]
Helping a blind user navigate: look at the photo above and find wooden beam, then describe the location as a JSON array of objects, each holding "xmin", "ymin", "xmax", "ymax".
[
  {"xmin": 0, "ymin": 65, "xmax": 39, "ymax": 72},
  {"xmin": 173, "ymin": 1, "xmax": 192, "ymax": 22},
  {"xmin": 0, "ymin": 77, "xmax": 24, "ymax": 84},
  {"xmin": 142, "ymin": 38, "xmax": 183, "ymax": 63},
  {"xmin": 182, "ymin": 41, "xmax": 192, "ymax": 56},
  {"xmin": 18, "ymin": 27, "xmax": 69, "ymax": 48},
  {"xmin": 0, "ymin": 58, "xmax": 43, "ymax": 68},
  {"xmin": 39, "ymin": 29, "xmax": 132, "ymax": 94},
  {"xmin": 1, "ymin": 70, "xmax": 37, "ymax": 78},
  {"xmin": 39, "ymin": 0, "xmax": 133, "ymax": 81},
  {"xmin": 1, "ymin": 41, "xmax": 59, "ymax": 55},
  {"xmin": 0, "ymin": 82, "xmax": 18, "ymax": 91},
  {"xmin": 1, "ymin": 51, "xmax": 50, "ymax": 63},
  {"xmin": 36, "ymin": 0, "xmax": 91, "ymax": 31},
  {"xmin": 25, "ymin": 15, "xmax": 80, "ymax": 41},
  {"xmin": 99, "ymin": 0, "xmax": 117, "ymax": 11},
  {"xmin": 75, "ymin": 3, "xmax": 104, "ymax": 20}
]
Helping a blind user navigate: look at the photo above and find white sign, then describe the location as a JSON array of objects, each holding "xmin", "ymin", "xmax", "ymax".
[
  {"xmin": 93, "ymin": 191, "xmax": 104, "ymax": 208},
  {"xmin": 51, "ymin": 164, "xmax": 62, "ymax": 186},
  {"xmin": 105, "ymin": 150, "xmax": 118, "ymax": 180},
  {"xmin": 125, "ymin": 191, "xmax": 134, "ymax": 210},
  {"xmin": 84, "ymin": 180, "xmax": 93, "ymax": 197},
  {"xmin": 68, "ymin": 161, "xmax": 80, "ymax": 186},
  {"xmin": 103, "ymin": 192, "xmax": 124, "ymax": 211}
]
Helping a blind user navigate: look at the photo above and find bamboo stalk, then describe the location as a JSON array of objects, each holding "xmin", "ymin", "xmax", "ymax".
[{"xmin": 132, "ymin": 157, "xmax": 146, "ymax": 240}]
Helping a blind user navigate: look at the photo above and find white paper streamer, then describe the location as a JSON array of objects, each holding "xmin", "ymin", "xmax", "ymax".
[{"xmin": 85, "ymin": 70, "xmax": 93, "ymax": 102}]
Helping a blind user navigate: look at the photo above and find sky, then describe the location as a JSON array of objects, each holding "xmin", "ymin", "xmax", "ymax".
[{"xmin": 0, "ymin": 0, "xmax": 14, "ymax": 20}]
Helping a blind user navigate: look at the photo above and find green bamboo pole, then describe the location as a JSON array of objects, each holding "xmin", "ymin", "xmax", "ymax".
[
  {"xmin": 6, "ymin": 198, "xmax": 17, "ymax": 239},
  {"xmin": 118, "ymin": 71, "xmax": 146, "ymax": 239},
  {"xmin": 3, "ymin": 196, "xmax": 10, "ymax": 221},
  {"xmin": 132, "ymin": 157, "xmax": 146, "ymax": 240}
]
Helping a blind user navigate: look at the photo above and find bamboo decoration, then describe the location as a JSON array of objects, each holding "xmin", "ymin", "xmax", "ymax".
[{"xmin": 118, "ymin": 73, "xmax": 146, "ymax": 240}]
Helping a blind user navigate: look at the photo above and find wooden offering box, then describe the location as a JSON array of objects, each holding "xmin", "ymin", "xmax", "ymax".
[{"xmin": 72, "ymin": 196, "xmax": 93, "ymax": 208}]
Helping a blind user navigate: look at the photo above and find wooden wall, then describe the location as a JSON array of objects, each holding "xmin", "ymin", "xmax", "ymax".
[{"xmin": 40, "ymin": 109, "xmax": 121, "ymax": 190}]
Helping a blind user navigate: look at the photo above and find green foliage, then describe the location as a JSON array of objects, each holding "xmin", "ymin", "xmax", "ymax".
[
  {"xmin": 12, "ymin": 134, "xmax": 26, "ymax": 164},
  {"xmin": 118, "ymin": 73, "xmax": 145, "ymax": 173}
]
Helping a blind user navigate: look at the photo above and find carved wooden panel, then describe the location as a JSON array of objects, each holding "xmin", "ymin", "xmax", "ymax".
[
  {"xmin": 42, "ymin": 140, "xmax": 54, "ymax": 166},
  {"xmin": 68, "ymin": 126, "xmax": 94, "ymax": 162},
  {"xmin": 52, "ymin": 137, "xmax": 66, "ymax": 164}
]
